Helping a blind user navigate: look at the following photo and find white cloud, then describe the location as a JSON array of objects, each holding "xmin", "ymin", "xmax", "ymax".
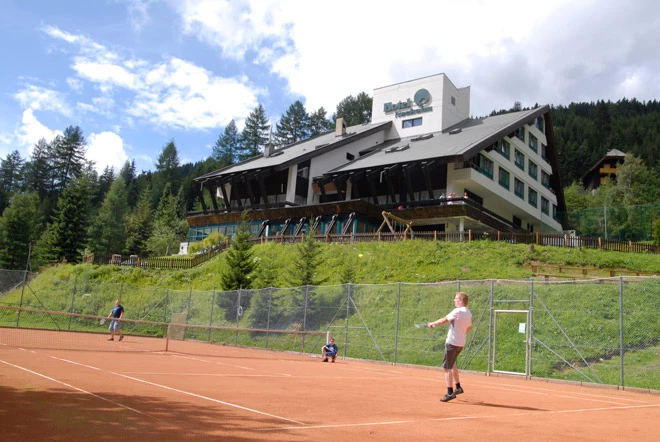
[
  {"xmin": 14, "ymin": 85, "xmax": 72, "ymax": 117},
  {"xmin": 43, "ymin": 25, "xmax": 260, "ymax": 130},
  {"xmin": 173, "ymin": 0, "xmax": 660, "ymax": 116},
  {"xmin": 86, "ymin": 131, "xmax": 129, "ymax": 173},
  {"xmin": 15, "ymin": 109, "xmax": 63, "ymax": 153}
]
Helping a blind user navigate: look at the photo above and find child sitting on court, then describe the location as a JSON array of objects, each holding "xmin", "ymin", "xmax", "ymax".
[{"xmin": 322, "ymin": 337, "xmax": 338, "ymax": 362}]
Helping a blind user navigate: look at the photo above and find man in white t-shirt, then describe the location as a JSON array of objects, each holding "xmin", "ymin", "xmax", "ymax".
[{"xmin": 428, "ymin": 291, "xmax": 472, "ymax": 402}]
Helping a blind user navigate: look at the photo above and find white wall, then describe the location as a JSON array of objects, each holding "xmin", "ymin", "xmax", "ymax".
[{"xmin": 372, "ymin": 73, "xmax": 470, "ymax": 139}]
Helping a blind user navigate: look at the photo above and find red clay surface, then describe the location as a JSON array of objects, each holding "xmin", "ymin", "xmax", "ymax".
[{"xmin": 1, "ymin": 332, "xmax": 659, "ymax": 441}]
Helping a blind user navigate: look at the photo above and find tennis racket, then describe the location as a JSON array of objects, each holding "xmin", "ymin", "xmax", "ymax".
[
  {"xmin": 414, "ymin": 323, "xmax": 430, "ymax": 329},
  {"xmin": 99, "ymin": 318, "xmax": 106, "ymax": 325}
]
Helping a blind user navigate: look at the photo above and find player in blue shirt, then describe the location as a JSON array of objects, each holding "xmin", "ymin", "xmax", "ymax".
[
  {"xmin": 322, "ymin": 337, "xmax": 338, "ymax": 362},
  {"xmin": 106, "ymin": 299, "xmax": 125, "ymax": 341}
]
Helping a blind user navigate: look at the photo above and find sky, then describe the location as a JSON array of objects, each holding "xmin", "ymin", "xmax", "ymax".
[{"xmin": 1, "ymin": 0, "xmax": 659, "ymax": 174}]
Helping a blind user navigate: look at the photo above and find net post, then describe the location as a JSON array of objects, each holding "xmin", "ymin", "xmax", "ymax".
[{"xmin": 166, "ymin": 323, "xmax": 170, "ymax": 352}]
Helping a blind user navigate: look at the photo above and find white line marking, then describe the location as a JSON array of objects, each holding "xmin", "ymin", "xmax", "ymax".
[
  {"xmin": 168, "ymin": 353, "xmax": 293, "ymax": 376},
  {"xmin": 110, "ymin": 371, "xmax": 305, "ymax": 425},
  {"xmin": 258, "ymin": 403, "xmax": 660, "ymax": 432},
  {"xmin": 0, "ymin": 358, "xmax": 152, "ymax": 418}
]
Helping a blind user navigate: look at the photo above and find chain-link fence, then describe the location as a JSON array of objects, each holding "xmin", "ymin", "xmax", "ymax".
[{"xmin": 1, "ymin": 271, "xmax": 658, "ymax": 391}]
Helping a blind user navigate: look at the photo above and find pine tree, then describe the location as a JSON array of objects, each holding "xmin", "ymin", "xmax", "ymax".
[
  {"xmin": 152, "ymin": 140, "xmax": 181, "ymax": 208},
  {"xmin": 35, "ymin": 175, "xmax": 94, "ymax": 264},
  {"xmin": 241, "ymin": 104, "xmax": 269, "ymax": 159},
  {"xmin": 146, "ymin": 184, "xmax": 188, "ymax": 256},
  {"xmin": 51, "ymin": 126, "xmax": 87, "ymax": 193},
  {"xmin": 0, "ymin": 192, "xmax": 43, "ymax": 269},
  {"xmin": 0, "ymin": 150, "xmax": 24, "ymax": 213},
  {"xmin": 88, "ymin": 177, "xmax": 129, "ymax": 255},
  {"xmin": 309, "ymin": 107, "xmax": 333, "ymax": 136},
  {"xmin": 219, "ymin": 214, "xmax": 256, "ymax": 321},
  {"xmin": 333, "ymin": 92, "xmax": 372, "ymax": 126},
  {"xmin": 213, "ymin": 120, "xmax": 242, "ymax": 166},
  {"xmin": 275, "ymin": 100, "xmax": 309, "ymax": 145},
  {"xmin": 124, "ymin": 185, "xmax": 153, "ymax": 256}
]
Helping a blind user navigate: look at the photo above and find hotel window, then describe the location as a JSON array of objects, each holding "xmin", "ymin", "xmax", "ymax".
[
  {"xmin": 514, "ymin": 127, "xmax": 525, "ymax": 142},
  {"xmin": 528, "ymin": 188, "xmax": 538, "ymax": 208},
  {"xmin": 402, "ymin": 117, "xmax": 422, "ymax": 128},
  {"xmin": 497, "ymin": 139, "xmax": 510, "ymax": 160},
  {"xmin": 478, "ymin": 154, "xmax": 494, "ymax": 179},
  {"xmin": 528, "ymin": 160, "xmax": 538, "ymax": 180},
  {"xmin": 529, "ymin": 134, "xmax": 538, "ymax": 153},
  {"xmin": 535, "ymin": 116, "xmax": 545, "ymax": 133},
  {"xmin": 514, "ymin": 149, "xmax": 525, "ymax": 171},
  {"xmin": 499, "ymin": 167, "xmax": 510, "ymax": 190},
  {"xmin": 541, "ymin": 170, "xmax": 551, "ymax": 188},
  {"xmin": 451, "ymin": 96, "xmax": 456, "ymax": 105},
  {"xmin": 514, "ymin": 178, "xmax": 524, "ymax": 199},
  {"xmin": 541, "ymin": 197, "xmax": 550, "ymax": 215},
  {"xmin": 553, "ymin": 204, "xmax": 558, "ymax": 221},
  {"xmin": 541, "ymin": 144, "xmax": 548, "ymax": 161}
]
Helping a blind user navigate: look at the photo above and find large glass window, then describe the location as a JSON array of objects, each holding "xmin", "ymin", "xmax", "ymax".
[
  {"xmin": 497, "ymin": 139, "xmax": 510, "ymax": 160},
  {"xmin": 553, "ymin": 204, "xmax": 558, "ymax": 221},
  {"xmin": 541, "ymin": 170, "xmax": 551, "ymax": 188},
  {"xmin": 541, "ymin": 196, "xmax": 549, "ymax": 215},
  {"xmin": 499, "ymin": 167, "xmax": 510, "ymax": 190},
  {"xmin": 514, "ymin": 127, "xmax": 525, "ymax": 142},
  {"xmin": 528, "ymin": 160, "xmax": 538, "ymax": 180},
  {"xmin": 529, "ymin": 134, "xmax": 538, "ymax": 153},
  {"xmin": 536, "ymin": 116, "xmax": 545, "ymax": 133},
  {"xmin": 402, "ymin": 117, "xmax": 422, "ymax": 128},
  {"xmin": 541, "ymin": 144, "xmax": 548, "ymax": 161},
  {"xmin": 528, "ymin": 188, "xmax": 538, "ymax": 208},
  {"xmin": 478, "ymin": 154, "xmax": 494, "ymax": 179},
  {"xmin": 514, "ymin": 150, "xmax": 525, "ymax": 171},
  {"xmin": 514, "ymin": 178, "xmax": 524, "ymax": 199}
]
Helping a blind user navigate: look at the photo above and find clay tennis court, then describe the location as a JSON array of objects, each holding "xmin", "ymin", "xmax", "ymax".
[{"xmin": 1, "ymin": 330, "xmax": 659, "ymax": 441}]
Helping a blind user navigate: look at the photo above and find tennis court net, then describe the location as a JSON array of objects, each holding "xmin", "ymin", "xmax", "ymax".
[{"xmin": 0, "ymin": 305, "xmax": 328, "ymax": 354}]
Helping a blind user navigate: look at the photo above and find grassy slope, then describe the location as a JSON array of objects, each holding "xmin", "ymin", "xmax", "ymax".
[{"xmin": 38, "ymin": 240, "xmax": 660, "ymax": 289}]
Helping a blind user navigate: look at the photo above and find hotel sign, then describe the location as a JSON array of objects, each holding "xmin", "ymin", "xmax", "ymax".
[{"xmin": 383, "ymin": 88, "xmax": 433, "ymax": 118}]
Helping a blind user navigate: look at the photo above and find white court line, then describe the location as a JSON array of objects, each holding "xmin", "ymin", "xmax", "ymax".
[
  {"xmin": 20, "ymin": 349, "xmax": 102, "ymax": 371},
  {"xmin": 7, "ymin": 348, "xmax": 305, "ymax": 426},
  {"xmin": 111, "ymin": 371, "xmax": 305, "ymax": 425},
  {"xmin": 258, "ymin": 403, "xmax": 660, "ymax": 432},
  {"xmin": 123, "ymin": 372, "xmax": 292, "ymax": 378},
  {"xmin": 168, "ymin": 352, "xmax": 293, "ymax": 377},
  {"xmin": 0, "ymin": 358, "xmax": 153, "ymax": 418}
]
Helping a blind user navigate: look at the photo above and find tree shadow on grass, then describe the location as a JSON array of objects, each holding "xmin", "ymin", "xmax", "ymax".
[{"xmin": 0, "ymin": 385, "xmax": 308, "ymax": 442}]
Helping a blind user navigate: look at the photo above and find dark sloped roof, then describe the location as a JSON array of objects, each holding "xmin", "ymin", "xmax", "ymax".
[
  {"xmin": 327, "ymin": 106, "xmax": 548, "ymax": 174},
  {"xmin": 193, "ymin": 121, "xmax": 391, "ymax": 182}
]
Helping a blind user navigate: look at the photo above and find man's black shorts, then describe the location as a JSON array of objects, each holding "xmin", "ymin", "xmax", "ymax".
[{"xmin": 442, "ymin": 343, "xmax": 464, "ymax": 369}]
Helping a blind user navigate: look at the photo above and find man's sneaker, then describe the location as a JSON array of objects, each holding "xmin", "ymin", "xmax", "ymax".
[
  {"xmin": 119, "ymin": 335, "xmax": 124, "ymax": 341},
  {"xmin": 108, "ymin": 338, "xmax": 114, "ymax": 341},
  {"xmin": 322, "ymin": 358, "xmax": 328, "ymax": 362},
  {"xmin": 440, "ymin": 393, "xmax": 456, "ymax": 402},
  {"xmin": 455, "ymin": 386, "xmax": 464, "ymax": 395},
  {"xmin": 331, "ymin": 358, "xmax": 335, "ymax": 363}
]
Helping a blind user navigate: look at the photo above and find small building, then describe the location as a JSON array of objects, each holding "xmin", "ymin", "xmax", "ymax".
[
  {"xmin": 187, "ymin": 73, "xmax": 566, "ymax": 242},
  {"xmin": 581, "ymin": 149, "xmax": 626, "ymax": 191}
]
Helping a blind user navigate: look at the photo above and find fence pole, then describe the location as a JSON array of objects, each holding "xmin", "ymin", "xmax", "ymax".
[
  {"xmin": 235, "ymin": 289, "xmax": 242, "ymax": 345},
  {"xmin": 208, "ymin": 289, "xmax": 215, "ymax": 341},
  {"xmin": 187, "ymin": 287, "xmax": 192, "ymax": 322},
  {"xmin": 302, "ymin": 285, "xmax": 309, "ymax": 352},
  {"xmin": 619, "ymin": 275, "xmax": 624, "ymax": 388},
  {"xmin": 487, "ymin": 280, "xmax": 494, "ymax": 375},
  {"xmin": 266, "ymin": 288, "xmax": 272, "ymax": 349},
  {"xmin": 394, "ymin": 282, "xmax": 401, "ymax": 364},
  {"xmin": 528, "ymin": 277, "xmax": 534, "ymax": 378},
  {"xmin": 343, "ymin": 283, "xmax": 351, "ymax": 359},
  {"xmin": 68, "ymin": 274, "xmax": 77, "ymax": 331}
]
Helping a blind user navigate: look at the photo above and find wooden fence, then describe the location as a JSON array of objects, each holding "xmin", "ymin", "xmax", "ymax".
[{"xmin": 84, "ymin": 230, "xmax": 659, "ymax": 270}]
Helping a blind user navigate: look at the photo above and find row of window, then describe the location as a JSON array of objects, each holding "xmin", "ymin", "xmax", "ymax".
[
  {"xmin": 479, "ymin": 153, "xmax": 555, "ymax": 217},
  {"xmin": 494, "ymin": 138, "xmax": 551, "ymax": 189}
]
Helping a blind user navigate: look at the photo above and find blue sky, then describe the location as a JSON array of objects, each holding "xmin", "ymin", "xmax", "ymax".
[{"xmin": 2, "ymin": 0, "xmax": 659, "ymax": 174}]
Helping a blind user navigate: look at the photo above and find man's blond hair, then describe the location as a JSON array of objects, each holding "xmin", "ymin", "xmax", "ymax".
[{"xmin": 456, "ymin": 291, "xmax": 469, "ymax": 306}]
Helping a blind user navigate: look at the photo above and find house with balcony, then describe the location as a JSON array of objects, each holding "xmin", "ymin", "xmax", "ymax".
[{"xmin": 187, "ymin": 73, "xmax": 566, "ymax": 242}]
